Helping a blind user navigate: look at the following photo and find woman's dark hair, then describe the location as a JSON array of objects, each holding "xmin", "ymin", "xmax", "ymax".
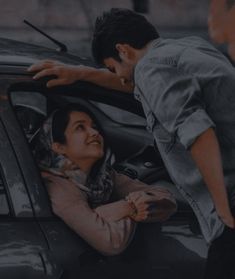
[
  {"xmin": 52, "ymin": 103, "xmax": 104, "ymax": 144},
  {"xmin": 92, "ymin": 8, "xmax": 159, "ymax": 65}
]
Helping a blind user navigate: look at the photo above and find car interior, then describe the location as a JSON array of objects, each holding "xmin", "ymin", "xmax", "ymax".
[
  {"xmin": 9, "ymin": 88, "xmax": 198, "ymax": 222},
  {"xmin": 10, "ymin": 90, "xmax": 168, "ymax": 181},
  {"xmin": 6, "ymin": 86, "xmax": 208, "ymax": 279}
]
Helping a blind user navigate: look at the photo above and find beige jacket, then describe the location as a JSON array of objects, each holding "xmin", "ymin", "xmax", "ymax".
[{"xmin": 45, "ymin": 171, "xmax": 177, "ymax": 256}]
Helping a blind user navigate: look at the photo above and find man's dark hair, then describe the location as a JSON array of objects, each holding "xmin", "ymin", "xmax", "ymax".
[
  {"xmin": 92, "ymin": 8, "xmax": 159, "ymax": 65},
  {"xmin": 227, "ymin": 0, "xmax": 235, "ymax": 9}
]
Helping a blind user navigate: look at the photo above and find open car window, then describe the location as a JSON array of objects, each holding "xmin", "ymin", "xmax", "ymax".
[
  {"xmin": 8, "ymin": 89, "xmax": 171, "ymax": 192},
  {"xmin": 10, "ymin": 91, "xmax": 47, "ymax": 141}
]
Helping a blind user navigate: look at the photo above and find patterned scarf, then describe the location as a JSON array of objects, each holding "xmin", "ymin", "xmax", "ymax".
[{"xmin": 33, "ymin": 111, "xmax": 114, "ymax": 207}]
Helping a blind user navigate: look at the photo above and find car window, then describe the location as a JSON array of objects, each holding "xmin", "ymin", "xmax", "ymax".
[
  {"xmin": 10, "ymin": 91, "xmax": 47, "ymax": 114},
  {"xmin": 10, "ymin": 91, "xmax": 47, "ymax": 140},
  {"xmin": 91, "ymin": 101, "xmax": 146, "ymax": 126}
]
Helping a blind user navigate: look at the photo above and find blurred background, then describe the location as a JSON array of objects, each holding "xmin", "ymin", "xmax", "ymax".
[{"xmin": 0, "ymin": 0, "xmax": 218, "ymax": 58}]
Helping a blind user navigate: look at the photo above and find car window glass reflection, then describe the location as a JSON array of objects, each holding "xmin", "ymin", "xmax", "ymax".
[{"xmin": 91, "ymin": 101, "xmax": 146, "ymax": 126}]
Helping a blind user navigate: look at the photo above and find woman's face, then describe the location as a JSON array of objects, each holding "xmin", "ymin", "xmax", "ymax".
[{"xmin": 52, "ymin": 111, "xmax": 104, "ymax": 173}]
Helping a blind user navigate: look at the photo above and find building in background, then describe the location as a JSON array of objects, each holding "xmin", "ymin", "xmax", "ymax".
[{"xmin": 0, "ymin": 0, "xmax": 211, "ymax": 58}]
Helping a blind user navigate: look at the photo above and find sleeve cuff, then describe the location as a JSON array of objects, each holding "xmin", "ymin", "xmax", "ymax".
[{"xmin": 177, "ymin": 109, "xmax": 216, "ymax": 149}]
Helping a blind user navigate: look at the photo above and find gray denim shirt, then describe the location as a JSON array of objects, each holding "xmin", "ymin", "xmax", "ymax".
[{"xmin": 134, "ymin": 36, "xmax": 235, "ymax": 243}]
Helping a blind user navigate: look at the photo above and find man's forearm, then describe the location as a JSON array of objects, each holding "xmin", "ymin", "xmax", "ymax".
[
  {"xmin": 28, "ymin": 60, "xmax": 134, "ymax": 92},
  {"xmin": 81, "ymin": 67, "xmax": 133, "ymax": 93},
  {"xmin": 190, "ymin": 127, "xmax": 234, "ymax": 227}
]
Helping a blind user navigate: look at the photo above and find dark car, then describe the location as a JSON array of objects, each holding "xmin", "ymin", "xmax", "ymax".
[{"xmin": 0, "ymin": 37, "xmax": 208, "ymax": 279}]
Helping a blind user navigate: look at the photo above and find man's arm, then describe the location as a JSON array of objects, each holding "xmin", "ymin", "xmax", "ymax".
[
  {"xmin": 28, "ymin": 60, "xmax": 133, "ymax": 92},
  {"xmin": 137, "ymin": 61, "xmax": 234, "ymax": 228},
  {"xmin": 190, "ymin": 127, "xmax": 235, "ymax": 228}
]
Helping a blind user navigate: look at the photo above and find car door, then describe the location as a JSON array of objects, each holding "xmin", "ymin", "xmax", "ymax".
[
  {"xmin": 0, "ymin": 106, "xmax": 63, "ymax": 278},
  {"xmin": 5, "ymin": 74, "xmax": 209, "ymax": 279},
  {"xmin": 5, "ymin": 80, "xmax": 106, "ymax": 279}
]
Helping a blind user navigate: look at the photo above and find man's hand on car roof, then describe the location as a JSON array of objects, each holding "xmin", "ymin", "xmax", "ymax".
[
  {"xmin": 28, "ymin": 59, "xmax": 134, "ymax": 93},
  {"xmin": 27, "ymin": 59, "xmax": 93, "ymax": 88}
]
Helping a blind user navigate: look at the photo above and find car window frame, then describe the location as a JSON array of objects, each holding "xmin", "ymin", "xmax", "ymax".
[
  {"xmin": 0, "ymin": 78, "xmax": 53, "ymax": 218},
  {"xmin": 0, "ymin": 116, "xmax": 32, "ymax": 217}
]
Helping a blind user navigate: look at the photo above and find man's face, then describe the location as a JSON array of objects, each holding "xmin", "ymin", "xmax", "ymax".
[
  {"xmin": 103, "ymin": 43, "xmax": 141, "ymax": 85},
  {"xmin": 104, "ymin": 57, "xmax": 135, "ymax": 85},
  {"xmin": 226, "ymin": 5, "xmax": 235, "ymax": 61},
  {"xmin": 208, "ymin": 0, "xmax": 227, "ymax": 43},
  {"xmin": 209, "ymin": 0, "xmax": 235, "ymax": 61}
]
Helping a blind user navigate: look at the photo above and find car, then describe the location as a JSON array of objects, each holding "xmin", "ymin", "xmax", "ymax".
[{"xmin": 0, "ymin": 37, "xmax": 208, "ymax": 279}]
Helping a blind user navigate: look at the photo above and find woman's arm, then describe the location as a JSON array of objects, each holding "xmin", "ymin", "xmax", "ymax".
[
  {"xmin": 113, "ymin": 171, "xmax": 177, "ymax": 222},
  {"xmin": 28, "ymin": 60, "xmax": 134, "ymax": 92},
  {"xmin": 44, "ymin": 173, "xmax": 136, "ymax": 256},
  {"xmin": 94, "ymin": 197, "xmax": 150, "ymax": 222},
  {"xmin": 94, "ymin": 199, "xmax": 133, "ymax": 222}
]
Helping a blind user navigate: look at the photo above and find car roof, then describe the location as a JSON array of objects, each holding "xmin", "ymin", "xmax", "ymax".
[
  {"xmin": 0, "ymin": 37, "xmax": 93, "ymax": 67},
  {"xmin": 0, "ymin": 37, "xmax": 144, "ymax": 117}
]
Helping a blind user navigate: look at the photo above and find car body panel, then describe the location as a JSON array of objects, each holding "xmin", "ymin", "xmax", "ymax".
[
  {"xmin": 0, "ymin": 79, "xmax": 52, "ymax": 217},
  {"xmin": 0, "ymin": 38, "xmax": 92, "ymax": 67},
  {"xmin": 0, "ymin": 221, "xmax": 64, "ymax": 279}
]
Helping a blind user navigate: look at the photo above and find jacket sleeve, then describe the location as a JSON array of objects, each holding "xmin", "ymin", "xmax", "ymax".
[
  {"xmin": 44, "ymin": 174, "xmax": 136, "ymax": 256},
  {"xmin": 137, "ymin": 61, "xmax": 215, "ymax": 149},
  {"xmin": 113, "ymin": 171, "xmax": 177, "ymax": 222}
]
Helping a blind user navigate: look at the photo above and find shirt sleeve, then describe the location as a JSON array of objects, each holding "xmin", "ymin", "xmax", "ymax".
[
  {"xmin": 113, "ymin": 171, "xmax": 177, "ymax": 222},
  {"xmin": 137, "ymin": 61, "xmax": 215, "ymax": 149},
  {"xmin": 44, "ymin": 175, "xmax": 136, "ymax": 256}
]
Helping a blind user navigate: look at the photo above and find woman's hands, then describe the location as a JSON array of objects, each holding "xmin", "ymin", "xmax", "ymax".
[
  {"xmin": 126, "ymin": 189, "xmax": 177, "ymax": 222},
  {"xmin": 94, "ymin": 193, "xmax": 155, "ymax": 223},
  {"xmin": 125, "ymin": 192, "xmax": 150, "ymax": 222},
  {"xmin": 28, "ymin": 59, "xmax": 95, "ymax": 88}
]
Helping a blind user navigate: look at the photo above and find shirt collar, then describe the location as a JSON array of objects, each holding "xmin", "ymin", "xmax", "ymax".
[
  {"xmin": 146, "ymin": 37, "xmax": 162, "ymax": 52},
  {"xmin": 133, "ymin": 37, "xmax": 162, "ymax": 86}
]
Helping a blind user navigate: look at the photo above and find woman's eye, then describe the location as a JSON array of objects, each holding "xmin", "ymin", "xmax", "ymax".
[{"xmin": 76, "ymin": 124, "xmax": 84, "ymax": 131}]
